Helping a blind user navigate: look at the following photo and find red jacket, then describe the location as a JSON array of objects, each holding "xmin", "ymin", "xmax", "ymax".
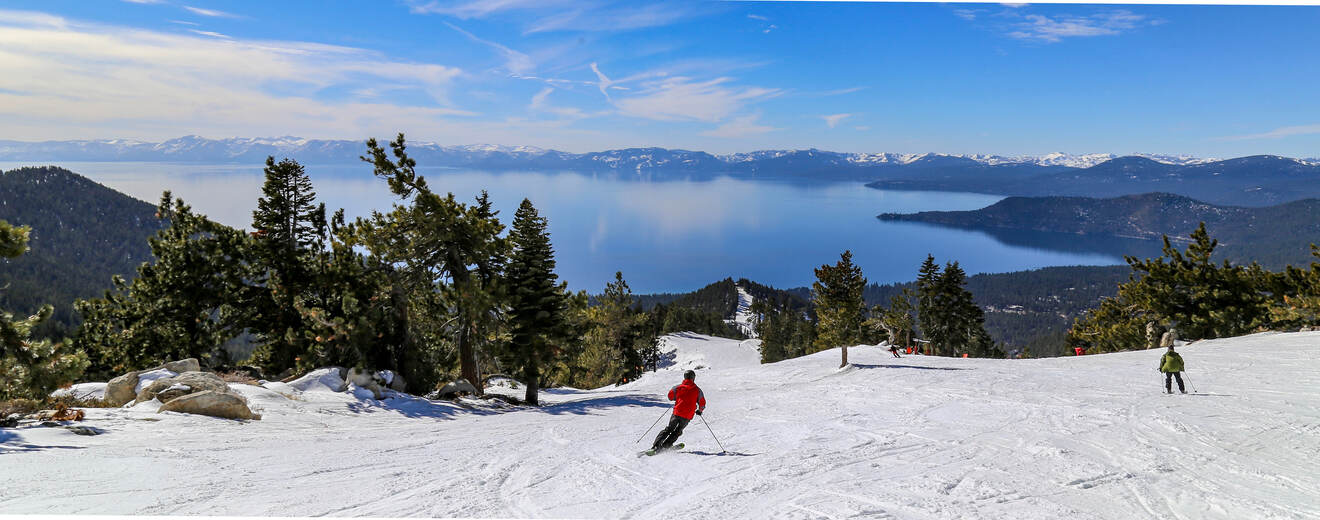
[{"xmin": 668, "ymin": 379, "xmax": 706, "ymax": 420}]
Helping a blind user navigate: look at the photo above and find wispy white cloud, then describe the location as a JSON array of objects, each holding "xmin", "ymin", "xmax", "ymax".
[
  {"xmin": 1219, "ymin": 124, "xmax": 1320, "ymax": 141},
  {"xmin": 444, "ymin": 22, "xmax": 534, "ymax": 74},
  {"xmin": 612, "ymin": 76, "xmax": 780, "ymax": 123},
  {"xmin": 169, "ymin": 20, "xmax": 200, "ymax": 26},
  {"xmin": 187, "ymin": 29, "xmax": 230, "ymax": 39},
  {"xmin": 0, "ymin": 9, "xmax": 479, "ymax": 142},
  {"xmin": 1005, "ymin": 10, "xmax": 1149, "ymax": 43},
  {"xmin": 819, "ymin": 86, "xmax": 866, "ymax": 97},
  {"xmin": 409, "ymin": 0, "xmax": 707, "ymax": 34},
  {"xmin": 590, "ymin": 62, "xmax": 615, "ymax": 100},
  {"xmin": 821, "ymin": 113, "xmax": 852, "ymax": 129},
  {"xmin": 700, "ymin": 113, "xmax": 777, "ymax": 138},
  {"xmin": 407, "ymin": 0, "xmax": 559, "ymax": 18},
  {"xmin": 182, "ymin": 6, "xmax": 241, "ymax": 19},
  {"xmin": 953, "ymin": 9, "xmax": 982, "ymax": 21}
]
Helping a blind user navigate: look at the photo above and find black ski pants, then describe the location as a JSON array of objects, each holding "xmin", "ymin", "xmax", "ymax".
[
  {"xmin": 652, "ymin": 414, "xmax": 690, "ymax": 450},
  {"xmin": 1165, "ymin": 371, "xmax": 1185, "ymax": 393}
]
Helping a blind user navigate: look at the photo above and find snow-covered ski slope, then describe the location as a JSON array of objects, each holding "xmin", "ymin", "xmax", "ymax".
[
  {"xmin": 3, "ymin": 331, "xmax": 1318, "ymax": 519},
  {"xmin": 726, "ymin": 285, "xmax": 758, "ymax": 339}
]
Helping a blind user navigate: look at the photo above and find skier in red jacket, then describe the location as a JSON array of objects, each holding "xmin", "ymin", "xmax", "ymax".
[{"xmin": 651, "ymin": 370, "xmax": 706, "ymax": 453}]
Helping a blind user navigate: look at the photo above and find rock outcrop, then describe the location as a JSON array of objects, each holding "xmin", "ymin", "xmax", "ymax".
[
  {"xmin": 103, "ymin": 358, "xmax": 202, "ymax": 406},
  {"xmin": 158, "ymin": 391, "xmax": 261, "ymax": 420},
  {"xmin": 436, "ymin": 379, "xmax": 478, "ymax": 399},
  {"xmin": 135, "ymin": 372, "xmax": 230, "ymax": 404}
]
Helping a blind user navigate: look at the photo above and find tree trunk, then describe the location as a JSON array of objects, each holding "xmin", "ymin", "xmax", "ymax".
[
  {"xmin": 840, "ymin": 344, "xmax": 848, "ymax": 368},
  {"xmin": 524, "ymin": 351, "xmax": 539, "ymax": 406},
  {"xmin": 451, "ymin": 265, "xmax": 481, "ymax": 395}
]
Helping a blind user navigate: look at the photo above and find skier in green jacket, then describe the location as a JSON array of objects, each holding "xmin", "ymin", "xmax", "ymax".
[{"xmin": 1159, "ymin": 344, "xmax": 1186, "ymax": 394}]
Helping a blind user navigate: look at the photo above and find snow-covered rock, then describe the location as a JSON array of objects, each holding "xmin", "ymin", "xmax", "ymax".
[
  {"xmin": 134, "ymin": 371, "xmax": 229, "ymax": 404},
  {"xmin": 286, "ymin": 367, "xmax": 347, "ymax": 393},
  {"xmin": 435, "ymin": 379, "xmax": 478, "ymax": 399}
]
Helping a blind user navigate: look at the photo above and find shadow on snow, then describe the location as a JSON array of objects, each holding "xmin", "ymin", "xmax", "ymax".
[
  {"xmin": 539, "ymin": 393, "xmax": 670, "ymax": 416},
  {"xmin": 851, "ymin": 363, "xmax": 969, "ymax": 371},
  {"xmin": 0, "ymin": 427, "xmax": 90, "ymax": 454}
]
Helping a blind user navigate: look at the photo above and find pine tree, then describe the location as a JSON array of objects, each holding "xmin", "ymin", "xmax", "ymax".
[
  {"xmin": 75, "ymin": 193, "xmax": 255, "ymax": 373},
  {"xmin": 1, "ymin": 220, "xmax": 88, "ymax": 399},
  {"xmin": 869, "ymin": 289, "xmax": 915, "ymax": 350},
  {"xmin": 915, "ymin": 255, "xmax": 942, "ymax": 355},
  {"xmin": 813, "ymin": 251, "xmax": 867, "ymax": 367},
  {"xmin": 578, "ymin": 272, "xmax": 645, "ymax": 387},
  {"xmin": 353, "ymin": 134, "xmax": 508, "ymax": 392},
  {"xmin": 1069, "ymin": 223, "xmax": 1275, "ymax": 352},
  {"xmin": 503, "ymin": 199, "xmax": 571, "ymax": 405},
  {"xmin": 249, "ymin": 157, "xmax": 326, "ymax": 372}
]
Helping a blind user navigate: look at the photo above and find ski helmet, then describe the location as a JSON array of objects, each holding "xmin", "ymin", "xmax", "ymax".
[{"xmin": 684, "ymin": 370, "xmax": 696, "ymax": 380}]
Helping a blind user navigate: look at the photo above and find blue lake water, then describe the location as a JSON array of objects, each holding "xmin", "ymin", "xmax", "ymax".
[{"xmin": 6, "ymin": 161, "xmax": 1131, "ymax": 293}]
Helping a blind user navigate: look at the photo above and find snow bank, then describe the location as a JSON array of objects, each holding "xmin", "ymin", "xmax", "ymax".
[
  {"xmin": 4, "ymin": 331, "xmax": 1318, "ymax": 519},
  {"xmin": 285, "ymin": 367, "xmax": 346, "ymax": 393},
  {"xmin": 49, "ymin": 382, "xmax": 107, "ymax": 400}
]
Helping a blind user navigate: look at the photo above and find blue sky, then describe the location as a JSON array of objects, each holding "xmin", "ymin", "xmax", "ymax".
[{"xmin": 1, "ymin": 1, "xmax": 1318, "ymax": 157}]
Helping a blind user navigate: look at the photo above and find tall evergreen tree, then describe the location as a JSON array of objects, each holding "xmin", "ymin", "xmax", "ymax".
[
  {"xmin": 249, "ymin": 157, "xmax": 326, "ymax": 372},
  {"xmin": 915, "ymin": 254, "xmax": 942, "ymax": 355},
  {"xmin": 502, "ymin": 199, "xmax": 571, "ymax": 405},
  {"xmin": 352, "ymin": 134, "xmax": 508, "ymax": 392},
  {"xmin": 1, "ymin": 220, "xmax": 88, "ymax": 399},
  {"xmin": 935, "ymin": 263, "xmax": 999, "ymax": 357},
  {"xmin": 813, "ymin": 250, "xmax": 867, "ymax": 367}
]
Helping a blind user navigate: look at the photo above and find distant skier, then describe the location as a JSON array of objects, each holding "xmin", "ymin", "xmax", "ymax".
[
  {"xmin": 650, "ymin": 370, "xmax": 706, "ymax": 454},
  {"xmin": 1074, "ymin": 346, "xmax": 1086, "ymax": 356},
  {"xmin": 1159, "ymin": 344, "xmax": 1186, "ymax": 394},
  {"xmin": 889, "ymin": 345, "xmax": 902, "ymax": 358}
]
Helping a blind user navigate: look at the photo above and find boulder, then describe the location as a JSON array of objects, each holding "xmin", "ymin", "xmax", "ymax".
[
  {"xmin": 288, "ymin": 367, "xmax": 347, "ymax": 393},
  {"xmin": 158, "ymin": 391, "xmax": 260, "ymax": 420},
  {"xmin": 346, "ymin": 367, "xmax": 386, "ymax": 399},
  {"xmin": 160, "ymin": 358, "xmax": 200, "ymax": 373},
  {"xmin": 436, "ymin": 379, "xmax": 478, "ymax": 399},
  {"xmin": 135, "ymin": 371, "xmax": 229, "ymax": 404},
  {"xmin": 388, "ymin": 373, "xmax": 407, "ymax": 393},
  {"xmin": 105, "ymin": 372, "xmax": 141, "ymax": 407}
]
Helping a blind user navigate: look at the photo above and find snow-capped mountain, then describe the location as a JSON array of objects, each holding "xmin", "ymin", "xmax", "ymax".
[{"xmin": 0, "ymin": 136, "xmax": 1240, "ymax": 169}]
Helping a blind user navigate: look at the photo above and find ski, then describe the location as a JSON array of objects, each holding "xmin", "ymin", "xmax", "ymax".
[{"xmin": 641, "ymin": 443, "xmax": 684, "ymax": 457}]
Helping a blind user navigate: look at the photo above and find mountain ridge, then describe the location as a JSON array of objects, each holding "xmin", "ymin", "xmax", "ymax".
[{"xmin": 4, "ymin": 135, "xmax": 1315, "ymax": 169}]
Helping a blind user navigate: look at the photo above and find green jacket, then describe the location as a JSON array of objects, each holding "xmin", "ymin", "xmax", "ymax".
[{"xmin": 1160, "ymin": 351, "xmax": 1184, "ymax": 373}]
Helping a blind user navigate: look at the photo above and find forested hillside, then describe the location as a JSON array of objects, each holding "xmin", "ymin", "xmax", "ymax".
[
  {"xmin": 879, "ymin": 192, "xmax": 1320, "ymax": 269},
  {"xmin": 0, "ymin": 166, "xmax": 161, "ymax": 338}
]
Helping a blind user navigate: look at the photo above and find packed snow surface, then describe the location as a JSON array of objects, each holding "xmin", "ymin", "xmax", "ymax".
[
  {"xmin": 3, "ymin": 332, "xmax": 1319, "ymax": 518},
  {"xmin": 726, "ymin": 285, "xmax": 759, "ymax": 339}
]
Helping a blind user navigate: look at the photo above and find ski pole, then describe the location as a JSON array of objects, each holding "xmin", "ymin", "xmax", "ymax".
[
  {"xmin": 636, "ymin": 408, "xmax": 669, "ymax": 444},
  {"xmin": 1184, "ymin": 372, "xmax": 1198, "ymax": 393},
  {"xmin": 698, "ymin": 413, "xmax": 727, "ymax": 454}
]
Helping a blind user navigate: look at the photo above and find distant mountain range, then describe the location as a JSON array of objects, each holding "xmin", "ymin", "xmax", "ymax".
[
  {"xmin": 1, "ymin": 135, "xmax": 1260, "ymax": 170},
  {"xmin": 5, "ymin": 136, "xmax": 1320, "ymax": 206},
  {"xmin": 868, "ymin": 155, "xmax": 1320, "ymax": 207},
  {"xmin": 879, "ymin": 192, "xmax": 1320, "ymax": 268}
]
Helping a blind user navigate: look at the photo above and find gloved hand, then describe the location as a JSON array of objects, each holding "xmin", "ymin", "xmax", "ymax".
[{"xmin": 696, "ymin": 409, "xmax": 703, "ymax": 416}]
